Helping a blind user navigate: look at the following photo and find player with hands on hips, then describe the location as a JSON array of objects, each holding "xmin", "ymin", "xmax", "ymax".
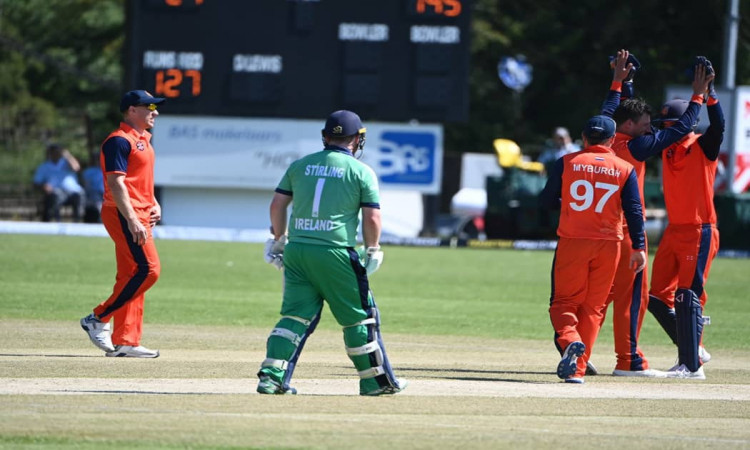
[{"xmin": 256, "ymin": 110, "xmax": 406, "ymax": 396}]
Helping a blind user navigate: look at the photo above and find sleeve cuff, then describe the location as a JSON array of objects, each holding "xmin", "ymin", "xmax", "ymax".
[
  {"xmin": 690, "ymin": 94, "xmax": 705, "ymax": 104},
  {"xmin": 610, "ymin": 81, "xmax": 622, "ymax": 92},
  {"xmin": 707, "ymin": 96, "xmax": 719, "ymax": 106}
]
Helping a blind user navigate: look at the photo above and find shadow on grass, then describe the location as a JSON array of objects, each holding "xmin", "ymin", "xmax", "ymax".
[
  {"xmin": 0, "ymin": 353, "xmax": 103, "ymax": 358},
  {"xmin": 397, "ymin": 366, "xmax": 550, "ymax": 376},
  {"xmin": 439, "ymin": 376, "xmax": 550, "ymax": 384},
  {"xmin": 58, "ymin": 390, "xmax": 220, "ymax": 395},
  {"xmin": 331, "ymin": 365, "xmax": 554, "ymax": 383}
]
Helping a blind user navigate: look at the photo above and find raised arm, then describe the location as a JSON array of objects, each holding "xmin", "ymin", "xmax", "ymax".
[
  {"xmin": 698, "ymin": 100, "xmax": 725, "ymax": 161},
  {"xmin": 628, "ymin": 63, "xmax": 714, "ymax": 161},
  {"xmin": 697, "ymin": 61, "xmax": 724, "ymax": 161},
  {"xmin": 62, "ymin": 149, "xmax": 81, "ymax": 172},
  {"xmin": 600, "ymin": 49, "xmax": 632, "ymax": 117}
]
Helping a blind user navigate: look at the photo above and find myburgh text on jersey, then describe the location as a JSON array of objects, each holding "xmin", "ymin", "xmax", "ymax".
[{"xmin": 572, "ymin": 163, "xmax": 621, "ymax": 178}]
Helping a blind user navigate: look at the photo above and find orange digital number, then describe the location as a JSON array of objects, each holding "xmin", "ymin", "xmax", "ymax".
[
  {"xmin": 184, "ymin": 69, "xmax": 201, "ymax": 96},
  {"xmin": 165, "ymin": 0, "xmax": 204, "ymax": 6},
  {"xmin": 155, "ymin": 69, "xmax": 181, "ymax": 98},
  {"xmin": 443, "ymin": 0, "xmax": 461, "ymax": 16},
  {"xmin": 416, "ymin": 0, "xmax": 461, "ymax": 17},
  {"xmin": 155, "ymin": 69, "xmax": 201, "ymax": 98}
]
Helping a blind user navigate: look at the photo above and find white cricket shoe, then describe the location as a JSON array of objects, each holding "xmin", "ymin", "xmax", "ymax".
[
  {"xmin": 612, "ymin": 369, "xmax": 668, "ymax": 378},
  {"xmin": 668, "ymin": 346, "xmax": 712, "ymax": 371},
  {"xmin": 585, "ymin": 361, "xmax": 599, "ymax": 376},
  {"xmin": 699, "ymin": 346, "xmax": 711, "ymax": 364},
  {"xmin": 80, "ymin": 314, "xmax": 115, "ymax": 352},
  {"xmin": 105, "ymin": 345, "xmax": 160, "ymax": 358},
  {"xmin": 666, "ymin": 364, "xmax": 705, "ymax": 380}
]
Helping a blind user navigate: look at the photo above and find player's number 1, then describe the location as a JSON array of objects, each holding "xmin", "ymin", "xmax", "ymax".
[
  {"xmin": 311, "ymin": 178, "xmax": 325, "ymax": 218},
  {"xmin": 569, "ymin": 180, "xmax": 619, "ymax": 213}
]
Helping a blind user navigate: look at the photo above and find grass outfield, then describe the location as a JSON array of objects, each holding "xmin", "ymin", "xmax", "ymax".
[{"xmin": 1, "ymin": 234, "xmax": 749, "ymax": 449}]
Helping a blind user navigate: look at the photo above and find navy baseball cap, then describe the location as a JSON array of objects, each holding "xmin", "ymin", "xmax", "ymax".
[
  {"xmin": 119, "ymin": 90, "xmax": 166, "ymax": 112},
  {"xmin": 582, "ymin": 115, "xmax": 616, "ymax": 140},
  {"xmin": 322, "ymin": 110, "xmax": 366, "ymax": 136}
]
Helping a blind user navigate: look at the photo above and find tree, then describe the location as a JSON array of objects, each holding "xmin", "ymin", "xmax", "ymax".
[
  {"xmin": 447, "ymin": 0, "xmax": 736, "ymax": 158},
  {"xmin": 0, "ymin": 0, "xmax": 123, "ymax": 183}
]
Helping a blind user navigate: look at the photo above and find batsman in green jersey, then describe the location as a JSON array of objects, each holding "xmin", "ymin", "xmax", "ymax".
[{"xmin": 257, "ymin": 110, "xmax": 407, "ymax": 396}]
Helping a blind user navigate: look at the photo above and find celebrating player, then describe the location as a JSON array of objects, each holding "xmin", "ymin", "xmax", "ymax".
[
  {"xmin": 593, "ymin": 50, "xmax": 713, "ymax": 377},
  {"xmin": 256, "ymin": 110, "xmax": 407, "ymax": 396},
  {"xmin": 648, "ymin": 57, "xmax": 724, "ymax": 380},
  {"xmin": 540, "ymin": 115, "xmax": 646, "ymax": 384}
]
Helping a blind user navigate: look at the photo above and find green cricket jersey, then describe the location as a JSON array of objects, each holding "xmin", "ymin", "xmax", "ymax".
[{"xmin": 276, "ymin": 147, "xmax": 380, "ymax": 247}]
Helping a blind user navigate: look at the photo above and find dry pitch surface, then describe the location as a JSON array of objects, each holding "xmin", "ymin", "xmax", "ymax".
[{"xmin": 1, "ymin": 319, "xmax": 749, "ymax": 448}]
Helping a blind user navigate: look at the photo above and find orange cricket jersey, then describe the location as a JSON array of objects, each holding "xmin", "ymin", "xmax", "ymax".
[
  {"xmin": 612, "ymin": 132, "xmax": 646, "ymax": 219},
  {"xmin": 100, "ymin": 122, "xmax": 156, "ymax": 209},
  {"xmin": 661, "ymin": 133, "xmax": 717, "ymax": 225},
  {"xmin": 557, "ymin": 145, "xmax": 637, "ymax": 241}
]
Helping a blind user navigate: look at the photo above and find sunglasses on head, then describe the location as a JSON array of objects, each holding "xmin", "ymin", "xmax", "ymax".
[{"xmin": 137, "ymin": 103, "xmax": 158, "ymax": 111}]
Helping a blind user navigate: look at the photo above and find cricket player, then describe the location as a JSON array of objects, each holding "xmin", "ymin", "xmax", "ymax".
[
  {"xmin": 649, "ymin": 57, "xmax": 725, "ymax": 380},
  {"xmin": 594, "ymin": 51, "xmax": 713, "ymax": 377},
  {"xmin": 540, "ymin": 115, "xmax": 646, "ymax": 384},
  {"xmin": 80, "ymin": 90, "xmax": 164, "ymax": 358},
  {"xmin": 256, "ymin": 110, "xmax": 407, "ymax": 396}
]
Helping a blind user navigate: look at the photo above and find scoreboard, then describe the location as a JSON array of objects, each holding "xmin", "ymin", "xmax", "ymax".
[{"xmin": 125, "ymin": 0, "xmax": 473, "ymax": 122}]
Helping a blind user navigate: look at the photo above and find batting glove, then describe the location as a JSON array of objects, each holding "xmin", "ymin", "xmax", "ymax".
[
  {"xmin": 691, "ymin": 56, "xmax": 717, "ymax": 100},
  {"xmin": 362, "ymin": 246, "xmax": 384, "ymax": 276},
  {"xmin": 701, "ymin": 57, "xmax": 718, "ymax": 101},
  {"xmin": 609, "ymin": 53, "xmax": 640, "ymax": 82},
  {"xmin": 695, "ymin": 56, "xmax": 714, "ymax": 76},
  {"xmin": 263, "ymin": 236, "xmax": 287, "ymax": 270}
]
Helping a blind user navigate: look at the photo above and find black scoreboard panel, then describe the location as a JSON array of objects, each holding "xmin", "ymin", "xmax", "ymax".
[{"xmin": 125, "ymin": 0, "xmax": 472, "ymax": 122}]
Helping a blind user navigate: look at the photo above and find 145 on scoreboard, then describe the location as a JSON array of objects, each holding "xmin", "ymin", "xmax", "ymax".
[{"xmin": 126, "ymin": 0, "xmax": 473, "ymax": 122}]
